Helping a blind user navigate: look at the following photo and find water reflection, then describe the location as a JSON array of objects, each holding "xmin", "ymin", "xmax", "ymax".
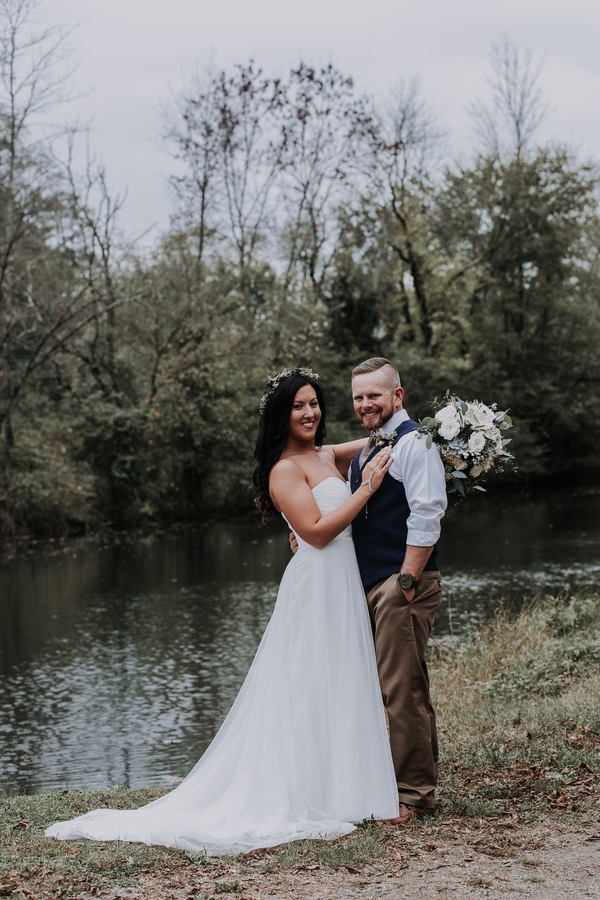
[
  {"xmin": 1, "ymin": 488, "xmax": 598, "ymax": 795},
  {"xmin": 1, "ymin": 574, "xmax": 277, "ymax": 795}
]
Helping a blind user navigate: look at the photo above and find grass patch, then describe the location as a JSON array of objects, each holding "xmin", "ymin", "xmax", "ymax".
[
  {"xmin": 0, "ymin": 787, "xmax": 184, "ymax": 897},
  {"xmin": 249, "ymin": 820, "xmax": 390, "ymax": 874},
  {"xmin": 2, "ymin": 591, "xmax": 599, "ymax": 898},
  {"xmin": 431, "ymin": 591, "xmax": 600, "ymax": 818}
]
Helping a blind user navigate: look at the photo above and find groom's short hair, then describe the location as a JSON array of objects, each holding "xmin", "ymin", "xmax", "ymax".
[{"xmin": 352, "ymin": 357, "xmax": 401, "ymax": 392}]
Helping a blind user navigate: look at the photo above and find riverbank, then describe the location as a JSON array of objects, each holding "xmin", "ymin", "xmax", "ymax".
[
  {"xmin": 2, "ymin": 592, "xmax": 599, "ymax": 898},
  {"xmin": 3, "ymin": 478, "xmax": 598, "ymax": 559}
]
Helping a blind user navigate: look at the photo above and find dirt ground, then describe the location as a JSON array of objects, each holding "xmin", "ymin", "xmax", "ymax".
[{"xmin": 77, "ymin": 816, "xmax": 600, "ymax": 900}]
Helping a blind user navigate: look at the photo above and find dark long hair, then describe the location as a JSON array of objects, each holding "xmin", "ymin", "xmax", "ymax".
[{"xmin": 253, "ymin": 370, "xmax": 327, "ymax": 523}]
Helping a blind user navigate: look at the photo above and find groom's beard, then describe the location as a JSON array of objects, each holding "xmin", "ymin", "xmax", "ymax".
[{"xmin": 358, "ymin": 410, "xmax": 392, "ymax": 432}]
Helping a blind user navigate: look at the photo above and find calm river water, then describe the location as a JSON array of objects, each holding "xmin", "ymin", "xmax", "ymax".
[{"xmin": 1, "ymin": 486, "xmax": 599, "ymax": 796}]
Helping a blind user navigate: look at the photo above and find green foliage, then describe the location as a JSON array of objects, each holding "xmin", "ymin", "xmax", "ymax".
[
  {"xmin": 433, "ymin": 152, "xmax": 600, "ymax": 475},
  {"xmin": 68, "ymin": 394, "xmax": 150, "ymax": 524},
  {"xmin": 3, "ymin": 44, "xmax": 600, "ymax": 535},
  {"xmin": 1, "ymin": 426, "xmax": 97, "ymax": 536}
]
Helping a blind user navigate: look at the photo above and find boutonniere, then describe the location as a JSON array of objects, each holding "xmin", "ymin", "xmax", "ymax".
[{"xmin": 372, "ymin": 428, "xmax": 397, "ymax": 448}]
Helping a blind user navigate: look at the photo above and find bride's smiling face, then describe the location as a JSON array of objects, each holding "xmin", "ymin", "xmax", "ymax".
[{"xmin": 286, "ymin": 384, "xmax": 321, "ymax": 443}]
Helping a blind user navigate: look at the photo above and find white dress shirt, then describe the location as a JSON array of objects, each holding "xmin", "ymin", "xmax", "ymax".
[{"xmin": 384, "ymin": 409, "xmax": 447, "ymax": 547}]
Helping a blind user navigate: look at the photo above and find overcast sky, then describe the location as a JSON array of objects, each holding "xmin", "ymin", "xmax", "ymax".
[{"xmin": 32, "ymin": 0, "xmax": 600, "ymax": 242}]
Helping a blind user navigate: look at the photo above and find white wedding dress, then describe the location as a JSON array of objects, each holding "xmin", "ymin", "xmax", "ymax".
[{"xmin": 46, "ymin": 478, "xmax": 398, "ymax": 854}]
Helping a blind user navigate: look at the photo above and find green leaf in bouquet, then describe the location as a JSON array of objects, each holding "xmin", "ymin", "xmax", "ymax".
[{"xmin": 453, "ymin": 477, "xmax": 466, "ymax": 496}]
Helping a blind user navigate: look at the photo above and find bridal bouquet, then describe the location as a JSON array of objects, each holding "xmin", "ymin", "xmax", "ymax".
[{"xmin": 418, "ymin": 392, "xmax": 515, "ymax": 496}]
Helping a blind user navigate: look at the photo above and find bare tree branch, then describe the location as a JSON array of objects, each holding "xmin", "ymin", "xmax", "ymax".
[{"xmin": 468, "ymin": 36, "xmax": 550, "ymax": 159}]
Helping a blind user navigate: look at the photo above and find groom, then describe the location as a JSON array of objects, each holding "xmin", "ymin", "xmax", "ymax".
[{"xmin": 349, "ymin": 357, "xmax": 447, "ymax": 824}]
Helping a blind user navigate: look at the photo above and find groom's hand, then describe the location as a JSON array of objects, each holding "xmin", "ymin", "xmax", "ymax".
[
  {"xmin": 401, "ymin": 586, "xmax": 416, "ymax": 603},
  {"xmin": 289, "ymin": 532, "xmax": 299, "ymax": 554},
  {"xmin": 399, "ymin": 546, "xmax": 434, "ymax": 602}
]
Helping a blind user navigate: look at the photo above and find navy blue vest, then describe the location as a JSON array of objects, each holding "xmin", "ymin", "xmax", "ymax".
[{"xmin": 350, "ymin": 419, "xmax": 439, "ymax": 588}]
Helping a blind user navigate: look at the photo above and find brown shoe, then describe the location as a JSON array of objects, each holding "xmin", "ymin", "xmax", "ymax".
[{"xmin": 389, "ymin": 803, "xmax": 427, "ymax": 825}]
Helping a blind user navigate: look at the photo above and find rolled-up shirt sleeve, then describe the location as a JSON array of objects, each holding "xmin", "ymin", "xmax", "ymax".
[{"xmin": 389, "ymin": 430, "xmax": 447, "ymax": 546}]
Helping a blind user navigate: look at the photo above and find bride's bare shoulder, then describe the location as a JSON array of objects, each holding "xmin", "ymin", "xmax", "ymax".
[
  {"xmin": 269, "ymin": 457, "xmax": 307, "ymax": 485},
  {"xmin": 269, "ymin": 458, "xmax": 311, "ymax": 512},
  {"xmin": 271, "ymin": 456, "xmax": 301, "ymax": 474}
]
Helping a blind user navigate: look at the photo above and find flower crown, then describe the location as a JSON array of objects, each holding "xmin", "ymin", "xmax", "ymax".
[{"xmin": 259, "ymin": 367, "xmax": 320, "ymax": 414}]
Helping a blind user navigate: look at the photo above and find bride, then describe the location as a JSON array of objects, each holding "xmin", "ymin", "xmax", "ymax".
[{"xmin": 46, "ymin": 367, "xmax": 398, "ymax": 854}]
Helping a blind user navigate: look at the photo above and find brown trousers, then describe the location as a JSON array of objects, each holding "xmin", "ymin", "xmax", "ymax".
[{"xmin": 366, "ymin": 570, "xmax": 441, "ymax": 809}]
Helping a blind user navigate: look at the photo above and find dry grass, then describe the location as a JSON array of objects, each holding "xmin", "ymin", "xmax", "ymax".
[{"xmin": 431, "ymin": 592, "xmax": 600, "ymax": 818}]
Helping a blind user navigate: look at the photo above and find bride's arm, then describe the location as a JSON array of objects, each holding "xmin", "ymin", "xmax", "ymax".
[
  {"xmin": 269, "ymin": 450, "xmax": 391, "ymax": 550},
  {"xmin": 329, "ymin": 438, "xmax": 369, "ymax": 475}
]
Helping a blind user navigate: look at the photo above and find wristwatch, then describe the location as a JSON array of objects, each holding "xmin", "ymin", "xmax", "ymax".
[{"xmin": 398, "ymin": 572, "xmax": 418, "ymax": 591}]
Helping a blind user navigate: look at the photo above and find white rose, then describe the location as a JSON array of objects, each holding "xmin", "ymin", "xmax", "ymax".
[
  {"xmin": 464, "ymin": 403, "xmax": 495, "ymax": 429},
  {"xmin": 438, "ymin": 419, "xmax": 461, "ymax": 440},
  {"xmin": 468, "ymin": 432, "xmax": 486, "ymax": 453},
  {"xmin": 436, "ymin": 403, "xmax": 460, "ymax": 424},
  {"xmin": 484, "ymin": 426, "xmax": 502, "ymax": 442}
]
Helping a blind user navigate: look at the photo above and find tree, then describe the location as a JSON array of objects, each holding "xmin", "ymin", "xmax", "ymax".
[
  {"xmin": 164, "ymin": 61, "xmax": 283, "ymax": 278},
  {"xmin": 60, "ymin": 130, "xmax": 129, "ymax": 397},
  {"xmin": 356, "ymin": 79, "xmax": 446, "ymax": 354},
  {"xmin": 163, "ymin": 63, "xmax": 228, "ymax": 292},
  {"xmin": 435, "ymin": 150, "xmax": 600, "ymax": 474},
  {"xmin": 161, "ymin": 61, "xmax": 365, "ymax": 381},
  {"xmin": 468, "ymin": 36, "xmax": 549, "ymax": 160},
  {"xmin": 275, "ymin": 64, "xmax": 368, "ymax": 297},
  {"xmin": 0, "ymin": 0, "xmax": 123, "ymax": 449}
]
